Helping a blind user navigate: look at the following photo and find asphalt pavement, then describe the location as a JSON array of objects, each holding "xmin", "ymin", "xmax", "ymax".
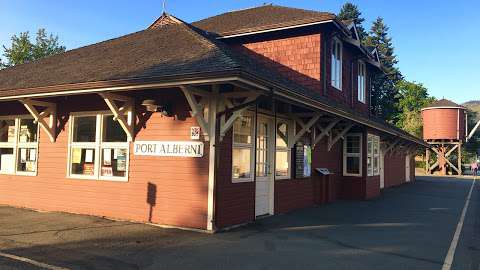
[{"xmin": 0, "ymin": 176, "xmax": 477, "ymax": 270}]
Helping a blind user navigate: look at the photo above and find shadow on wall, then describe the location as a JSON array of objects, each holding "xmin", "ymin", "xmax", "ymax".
[{"xmin": 147, "ymin": 182, "xmax": 157, "ymax": 223}]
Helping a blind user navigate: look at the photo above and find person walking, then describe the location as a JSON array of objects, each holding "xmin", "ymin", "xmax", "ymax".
[{"xmin": 471, "ymin": 160, "xmax": 478, "ymax": 176}]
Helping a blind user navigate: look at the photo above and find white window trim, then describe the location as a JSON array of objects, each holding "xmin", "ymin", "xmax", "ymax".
[
  {"xmin": 331, "ymin": 38, "xmax": 343, "ymax": 91},
  {"xmin": 343, "ymin": 133, "xmax": 362, "ymax": 177},
  {"xmin": 275, "ymin": 119, "xmax": 294, "ymax": 180},
  {"xmin": 67, "ymin": 111, "xmax": 130, "ymax": 182},
  {"xmin": 232, "ymin": 112, "xmax": 255, "ymax": 183},
  {"xmin": 358, "ymin": 60, "xmax": 366, "ymax": 103},
  {"xmin": 367, "ymin": 134, "xmax": 380, "ymax": 176},
  {"xmin": 0, "ymin": 115, "xmax": 40, "ymax": 177}
]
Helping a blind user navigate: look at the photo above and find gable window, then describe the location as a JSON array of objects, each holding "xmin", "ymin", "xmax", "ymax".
[
  {"xmin": 343, "ymin": 134, "xmax": 362, "ymax": 176},
  {"xmin": 232, "ymin": 114, "xmax": 254, "ymax": 183},
  {"xmin": 367, "ymin": 134, "xmax": 380, "ymax": 176},
  {"xmin": 68, "ymin": 112, "xmax": 129, "ymax": 181},
  {"xmin": 0, "ymin": 117, "xmax": 39, "ymax": 175},
  {"xmin": 331, "ymin": 38, "xmax": 343, "ymax": 90},
  {"xmin": 358, "ymin": 61, "xmax": 366, "ymax": 103},
  {"xmin": 275, "ymin": 121, "xmax": 291, "ymax": 179}
]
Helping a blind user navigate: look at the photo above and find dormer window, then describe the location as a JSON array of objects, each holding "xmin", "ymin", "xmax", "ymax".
[
  {"xmin": 331, "ymin": 38, "xmax": 342, "ymax": 90},
  {"xmin": 357, "ymin": 60, "xmax": 366, "ymax": 103}
]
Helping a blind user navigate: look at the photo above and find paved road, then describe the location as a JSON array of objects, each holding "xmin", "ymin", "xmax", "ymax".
[{"xmin": 0, "ymin": 176, "xmax": 478, "ymax": 270}]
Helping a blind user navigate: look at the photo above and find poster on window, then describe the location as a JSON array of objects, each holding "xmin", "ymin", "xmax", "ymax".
[
  {"xmin": 20, "ymin": 148, "xmax": 27, "ymax": 163},
  {"xmin": 103, "ymin": 149, "xmax": 112, "ymax": 166},
  {"xmin": 72, "ymin": 148, "xmax": 82, "ymax": 164},
  {"xmin": 116, "ymin": 149, "xmax": 127, "ymax": 172},
  {"xmin": 85, "ymin": 149, "xmax": 94, "ymax": 163},
  {"xmin": 295, "ymin": 143, "xmax": 312, "ymax": 178},
  {"xmin": 101, "ymin": 166, "xmax": 113, "ymax": 177}
]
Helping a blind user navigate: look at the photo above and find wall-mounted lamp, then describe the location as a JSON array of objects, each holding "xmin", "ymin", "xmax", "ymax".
[{"xmin": 141, "ymin": 99, "xmax": 170, "ymax": 116}]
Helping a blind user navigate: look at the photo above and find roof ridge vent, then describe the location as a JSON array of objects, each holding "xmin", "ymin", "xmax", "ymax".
[{"xmin": 228, "ymin": 3, "xmax": 273, "ymax": 13}]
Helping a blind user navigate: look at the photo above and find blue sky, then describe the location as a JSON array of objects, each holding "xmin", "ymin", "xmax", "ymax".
[{"xmin": 0, "ymin": 0, "xmax": 478, "ymax": 103}]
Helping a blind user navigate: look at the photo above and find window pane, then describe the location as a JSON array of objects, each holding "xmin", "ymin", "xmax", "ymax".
[
  {"xmin": 19, "ymin": 119, "xmax": 38, "ymax": 143},
  {"xmin": 374, "ymin": 157, "xmax": 379, "ymax": 175},
  {"xmin": 17, "ymin": 148, "xmax": 37, "ymax": 172},
  {"xmin": 101, "ymin": 147, "xmax": 127, "ymax": 177},
  {"xmin": 276, "ymin": 123, "xmax": 288, "ymax": 148},
  {"xmin": 0, "ymin": 120, "xmax": 16, "ymax": 143},
  {"xmin": 367, "ymin": 156, "xmax": 372, "ymax": 176},
  {"xmin": 233, "ymin": 116, "xmax": 252, "ymax": 144},
  {"xmin": 103, "ymin": 115, "xmax": 127, "ymax": 142},
  {"xmin": 232, "ymin": 148, "xmax": 251, "ymax": 179},
  {"xmin": 347, "ymin": 136, "xmax": 360, "ymax": 153},
  {"xmin": 367, "ymin": 139, "xmax": 373, "ymax": 155},
  {"xmin": 70, "ymin": 147, "xmax": 96, "ymax": 175},
  {"xmin": 73, "ymin": 116, "xmax": 96, "ymax": 142},
  {"xmin": 0, "ymin": 148, "xmax": 14, "ymax": 173},
  {"xmin": 275, "ymin": 150, "xmax": 289, "ymax": 177},
  {"xmin": 347, "ymin": 156, "xmax": 360, "ymax": 174}
]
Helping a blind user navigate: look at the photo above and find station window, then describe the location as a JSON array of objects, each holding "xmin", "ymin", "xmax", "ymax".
[
  {"xmin": 232, "ymin": 114, "xmax": 254, "ymax": 183},
  {"xmin": 0, "ymin": 117, "xmax": 39, "ymax": 175},
  {"xmin": 331, "ymin": 38, "xmax": 343, "ymax": 90},
  {"xmin": 68, "ymin": 113, "xmax": 129, "ymax": 181},
  {"xmin": 358, "ymin": 61, "xmax": 366, "ymax": 103},
  {"xmin": 275, "ymin": 122, "xmax": 291, "ymax": 179},
  {"xmin": 367, "ymin": 134, "xmax": 380, "ymax": 176},
  {"xmin": 343, "ymin": 134, "xmax": 362, "ymax": 176}
]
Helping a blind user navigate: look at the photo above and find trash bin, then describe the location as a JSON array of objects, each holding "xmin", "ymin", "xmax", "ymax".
[{"xmin": 315, "ymin": 168, "xmax": 334, "ymax": 204}]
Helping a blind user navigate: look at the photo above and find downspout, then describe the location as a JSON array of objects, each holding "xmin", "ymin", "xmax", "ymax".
[{"xmin": 350, "ymin": 60, "xmax": 354, "ymax": 108}]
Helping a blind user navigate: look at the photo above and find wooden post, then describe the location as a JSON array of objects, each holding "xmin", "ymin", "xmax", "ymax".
[
  {"xmin": 425, "ymin": 148, "xmax": 430, "ymax": 174},
  {"xmin": 458, "ymin": 142, "xmax": 462, "ymax": 175}
]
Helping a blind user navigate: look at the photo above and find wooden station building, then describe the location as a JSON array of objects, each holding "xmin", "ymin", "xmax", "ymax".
[{"xmin": 0, "ymin": 5, "xmax": 427, "ymax": 231}]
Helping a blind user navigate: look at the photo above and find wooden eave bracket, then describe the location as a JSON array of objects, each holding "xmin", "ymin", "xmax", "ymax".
[
  {"xmin": 288, "ymin": 113, "xmax": 322, "ymax": 148},
  {"xmin": 20, "ymin": 99, "xmax": 57, "ymax": 142},
  {"xmin": 384, "ymin": 138, "xmax": 401, "ymax": 157},
  {"xmin": 99, "ymin": 92, "xmax": 135, "ymax": 142},
  {"xmin": 327, "ymin": 123, "xmax": 354, "ymax": 151},
  {"xmin": 313, "ymin": 118, "xmax": 340, "ymax": 147},
  {"xmin": 219, "ymin": 94, "xmax": 259, "ymax": 139},
  {"xmin": 181, "ymin": 85, "xmax": 215, "ymax": 141}
]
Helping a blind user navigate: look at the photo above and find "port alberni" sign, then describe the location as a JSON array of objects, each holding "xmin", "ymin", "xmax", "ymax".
[{"xmin": 134, "ymin": 141, "xmax": 204, "ymax": 157}]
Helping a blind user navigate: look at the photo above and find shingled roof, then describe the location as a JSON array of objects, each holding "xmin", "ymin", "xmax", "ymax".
[
  {"xmin": 191, "ymin": 5, "xmax": 336, "ymax": 37},
  {"xmin": 0, "ymin": 12, "xmax": 425, "ymax": 145},
  {"xmin": 424, "ymin": 99, "xmax": 465, "ymax": 109},
  {"xmin": 0, "ymin": 15, "xmax": 245, "ymax": 97}
]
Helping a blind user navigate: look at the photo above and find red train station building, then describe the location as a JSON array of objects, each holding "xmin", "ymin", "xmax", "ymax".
[{"xmin": 0, "ymin": 5, "xmax": 427, "ymax": 231}]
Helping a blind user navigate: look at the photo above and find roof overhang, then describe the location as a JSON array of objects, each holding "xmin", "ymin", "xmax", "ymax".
[
  {"xmin": 0, "ymin": 70, "xmax": 426, "ymax": 147},
  {"xmin": 421, "ymin": 106, "xmax": 466, "ymax": 111}
]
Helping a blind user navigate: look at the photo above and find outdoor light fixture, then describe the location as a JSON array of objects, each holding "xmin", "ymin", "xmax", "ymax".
[{"xmin": 141, "ymin": 99, "xmax": 171, "ymax": 116}]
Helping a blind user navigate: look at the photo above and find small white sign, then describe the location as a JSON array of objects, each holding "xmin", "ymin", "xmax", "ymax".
[
  {"xmin": 190, "ymin": 126, "xmax": 201, "ymax": 140},
  {"xmin": 134, "ymin": 141, "xmax": 204, "ymax": 157}
]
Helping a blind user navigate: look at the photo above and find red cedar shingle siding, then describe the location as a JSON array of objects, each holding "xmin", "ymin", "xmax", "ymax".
[{"xmin": 231, "ymin": 33, "xmax": 322, "ymax": 94}]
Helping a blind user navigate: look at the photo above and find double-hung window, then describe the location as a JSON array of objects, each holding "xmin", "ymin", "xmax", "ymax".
[
  {"xmin": 68, "ymin": 112, "xmax": 129, "ymax": 181},
  {"xmin": 232, "ymin": 114, "xmax": 254, "ymax": 182},
  {"xmin": 358, "ymin": 61, "xmax": 366, "ymax": 103},
  {"xmin": 0, "ymin": 117, "xmax": 39, "ymax": 175},
  {"xmin": 331, "ymin": 38, "xmax": 343, "ymax": 90},
  {"xmin": 343, "ymin": 134, "xmax": 362, "ymax": 176},
  {"xmin": 275, "ymin": 121, "xmax": 291, "ymax": 179},
  {"xmin": 367, "ymin": 134, "xmax": 380, "ymax": 176}
]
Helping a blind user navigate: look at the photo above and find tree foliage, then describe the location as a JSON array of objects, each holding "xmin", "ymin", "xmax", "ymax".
[
  {"xmin": 364, "ymin": 17, "xmax": 402, "ymax": 122},
  {"xmin": 395, "ymin": 80, "xmax": 435, "ymax": 137},
  {"xmin": 0, "ymin": 29, "xmax": 65, "ymax": 69},
  {"xmin": 337, "ymin": 2, "xmax": 367, "ymax": 40}
]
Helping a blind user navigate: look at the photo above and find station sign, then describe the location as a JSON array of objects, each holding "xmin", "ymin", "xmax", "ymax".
[{"xmin": 134, "ymin": 141, "xmax": 204, "ymax": 157}]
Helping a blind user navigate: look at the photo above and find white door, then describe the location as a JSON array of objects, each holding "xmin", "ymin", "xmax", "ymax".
[
  {"xmin": 405, "ymin": 155, "xmax": 411, "ymax": 182},
  {"xmin": 380, "ymin": 148, "xmax": 385, "ymax": 189},
  {"xmin": 255, "ymin": 117, "xmax": 273, "ymax": 217}
]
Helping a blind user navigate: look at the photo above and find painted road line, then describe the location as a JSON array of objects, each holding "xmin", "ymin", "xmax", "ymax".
[
  {"xmin": 0, "ymin": 251, "xmax": 70, "ymax": 270},
  {"xmin": 441, "ymin": 177, "xmax": 476, "ymax": 270}
]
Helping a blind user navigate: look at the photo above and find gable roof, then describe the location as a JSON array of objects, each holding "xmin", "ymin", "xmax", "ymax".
[{"xmin": 190, "ymin": 5, "xmax": 336, "ymax": 37}]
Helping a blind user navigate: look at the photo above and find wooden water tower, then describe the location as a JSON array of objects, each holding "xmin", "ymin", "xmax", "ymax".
[{"xmin": 422, "ymin": 99, "xmax": 466, "ymax": 175}]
